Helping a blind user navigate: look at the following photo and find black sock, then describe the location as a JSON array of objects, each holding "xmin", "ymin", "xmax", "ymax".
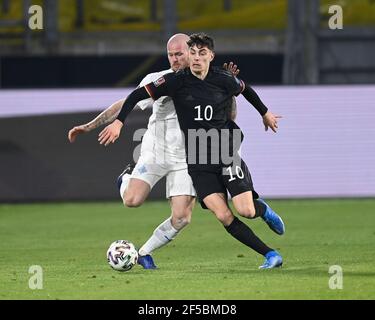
[
  {"xmin": 225, "ymin": 217, "xmax": 272, "ymax": 256},
  {"xmin": 253, "ymin": 199, "xmax": 266, "ymax": 218}
]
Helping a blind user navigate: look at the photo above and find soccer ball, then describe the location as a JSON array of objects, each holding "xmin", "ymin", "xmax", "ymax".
[{"xmin": 106, "ymin": 240, "xmax": 138, "ymax": 272}]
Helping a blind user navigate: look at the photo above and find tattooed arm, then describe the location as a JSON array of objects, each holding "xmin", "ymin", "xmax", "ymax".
[
  {"xmin": 223, "ymin": 62, "xmax": 239, "ymax": 121},
  {"xmin": 68, "ymin": 99, "xmax": 125, "ymax": 143},
  {"xmin": 229, "ymin": 97, "xmax": 237, "ymax": 121},
  {"xmin": 84, "ymin": 99, "xmax": 125, "ymax": 131}
]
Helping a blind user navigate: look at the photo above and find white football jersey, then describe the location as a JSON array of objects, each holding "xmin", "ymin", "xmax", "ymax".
[{"xmin": 136, "ymin": 69, "xmax": 186, "ymax": 163}]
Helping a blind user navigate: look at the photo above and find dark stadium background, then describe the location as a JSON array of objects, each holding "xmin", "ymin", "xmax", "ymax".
[{"xmin": 1, "ymin": 0, "xmax": 374, "ymax": 202}]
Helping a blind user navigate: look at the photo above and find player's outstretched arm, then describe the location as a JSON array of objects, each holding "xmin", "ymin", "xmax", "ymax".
[
  {"xmin": 68, "ymin": 125, "xmax": 89, "ymax": 143},
  {"xmin": 240, "ymin": 83, "xmax": 282, "ymax": 133},
  {"xmin": 97, "ymin": 86, "xmax": 152, "ymax": 146},
  {"xmin": 262, "ymin": 111, "xmax": 282, "ymax": 133},
  {"xmin": 97, "ymin": 119, "xmax": 123, "ymax": 146},
  {"xmin": 67, "ymin": 98, "xmax": 125, "ymax": 143}
]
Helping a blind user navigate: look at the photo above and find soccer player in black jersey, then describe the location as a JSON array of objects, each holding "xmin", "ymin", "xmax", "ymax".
[{"xmin": 106, "ymin": 33, "xmax": 285, "ymax": 269}]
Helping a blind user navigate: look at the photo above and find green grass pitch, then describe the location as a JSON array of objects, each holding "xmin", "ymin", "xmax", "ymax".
[{"xmin": 0, "ymin": 199, "xmax": 374, "ymax": 300}]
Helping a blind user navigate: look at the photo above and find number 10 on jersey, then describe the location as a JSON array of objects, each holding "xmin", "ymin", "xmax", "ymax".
[
  {"xmin": 226, "ymin": 166, "xmax": 244, "ymax": 182},
  {"xmin": 195, "ymin": 105, "xmax": 213, "ymax": 121}
]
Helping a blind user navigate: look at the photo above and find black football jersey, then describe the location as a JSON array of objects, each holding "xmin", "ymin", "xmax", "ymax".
[{"xmin": 145, "ymin": 66, "xmax": 245, "ymax": 171}]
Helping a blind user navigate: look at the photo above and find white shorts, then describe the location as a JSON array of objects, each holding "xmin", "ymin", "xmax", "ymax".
[{"xmin": 131, "ymin": 152, "xmax": 196, "ymax": 199}]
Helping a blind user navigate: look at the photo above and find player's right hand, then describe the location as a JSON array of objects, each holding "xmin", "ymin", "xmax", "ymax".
[
  {"xmin": 68, "ymin": 125, "xmax": 89, "ymax": 143},
  {"xmin": 98, "ymin": 120, "xmax": 123, "ymax": 146},
  {"xmin": 262, "ymin": 111, "xmax": 282, "ymax": 133},
  {"xmin": 223, "ymin": 62, "xmax": 240, "ymax": 76}
]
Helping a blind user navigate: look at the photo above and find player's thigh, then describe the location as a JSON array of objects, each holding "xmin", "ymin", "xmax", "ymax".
[
  {"xmin": 203, "ymin": 193, "xmax": 234, "ymax": 226},
  {"xmin": 222, "ymin": 159, "xmax": 259, "ymax": 216},
  {"xmin": 125, "ymin": 157, "xmax": 166, "ymax": 205},
  {"xmin": 188, "ymin": 170, "xmax": 226, "ymax": 210}
]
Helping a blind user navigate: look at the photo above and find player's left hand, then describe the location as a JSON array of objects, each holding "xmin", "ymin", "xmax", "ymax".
[
  {"xmin": 263, "ymin": 111, "xmax": 282, "ymax": 133},
  {"xmin": 98, "ymin": 119, "xmax": 123, "ymax": 146}
]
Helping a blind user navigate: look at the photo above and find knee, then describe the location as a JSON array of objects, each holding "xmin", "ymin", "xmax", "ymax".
[
  {"xmin": 123, "ymin": 194, "xmax": 143, "ymax": 208},
  {"xmin": 237, "ymin": 206, "xmax": 256, "ymax": 219},
  {"xmin": 172, "ymin": 209, "xmax": 192, "ymax": 230},
  {"xmin": 213, "ymin": 209, "xmax": 234, "ymax": 226}
]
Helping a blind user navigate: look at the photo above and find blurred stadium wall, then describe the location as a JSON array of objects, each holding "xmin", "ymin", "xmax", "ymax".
[{"xmin": 0, "ymin": 0, "xmax": 374, "ymax": 202}]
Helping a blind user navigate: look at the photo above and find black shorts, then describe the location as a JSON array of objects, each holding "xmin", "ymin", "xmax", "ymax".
[{"xmin": 188, "ymin": 159, "xmax": 259, "ymax": 209}]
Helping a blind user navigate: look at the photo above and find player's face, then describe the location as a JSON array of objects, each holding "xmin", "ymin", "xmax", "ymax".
[
  {"xmin": 188, "ymin": 45, "xmax": 214, "ymax": 75},
  {"xmin": 167, "ymin": 43, "xmax": 189, "ymax": 72}
]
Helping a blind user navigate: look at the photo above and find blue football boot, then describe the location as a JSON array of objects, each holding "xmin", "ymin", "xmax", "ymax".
[
  {"xmin": 259, "ymin": 251, "xmax": 283, "ymax": 269},
  {"xmin": 138, "ymin": 254, "xmax": 157, "ymax": 270},
  {"xmin": 116, "ymin": 163, "xmax": 135, "ymax": 191},
  {"xmin": 258, "ymin": 199, "xmax": 285, "ymax": 235}
]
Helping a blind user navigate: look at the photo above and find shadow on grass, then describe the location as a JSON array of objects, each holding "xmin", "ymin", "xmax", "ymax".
[{"xmin": 156, "ymin": 264, "xmax": 375, "ymax": 278}]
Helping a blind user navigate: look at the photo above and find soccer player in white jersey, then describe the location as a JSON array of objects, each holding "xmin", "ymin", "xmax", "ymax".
[{"xmin": 68, "ymin": 34, "xmax": 239, "ymax": 269}]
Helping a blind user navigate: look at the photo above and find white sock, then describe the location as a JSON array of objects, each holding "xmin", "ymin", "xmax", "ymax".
[
  {"xmin": 119, "ymin": 173, "xmax": 131, "ymax": 201},
  {"xmin": 139, "ymin": 217, "xmax": 179, "ymax": 256}
]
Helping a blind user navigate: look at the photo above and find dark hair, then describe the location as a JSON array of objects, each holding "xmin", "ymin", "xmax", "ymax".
[{"xmin": 187, "ymin": 33, "xmax": 214, "ymax": 51}]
